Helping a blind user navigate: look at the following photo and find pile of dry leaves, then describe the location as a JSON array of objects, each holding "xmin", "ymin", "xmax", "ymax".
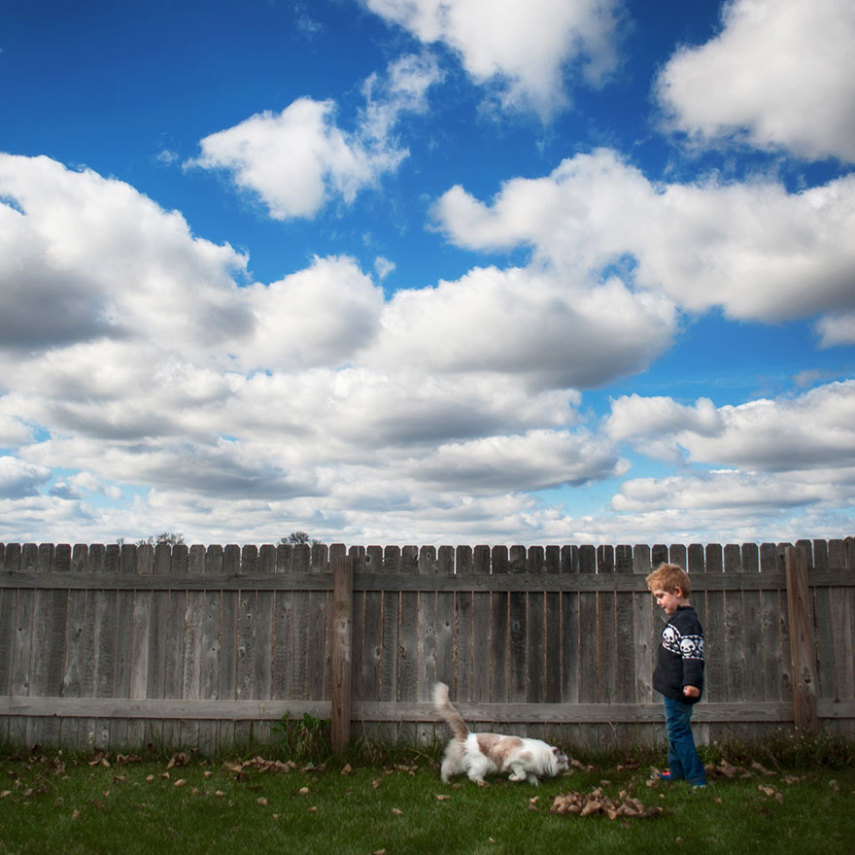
[{"xmin": 550, "ymin": 787, "xmax": 663, "ymax": 821}]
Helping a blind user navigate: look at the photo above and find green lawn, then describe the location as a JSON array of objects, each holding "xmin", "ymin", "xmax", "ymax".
[{"xmin": 1, "ymin": 747, "xmax": 853, "ymax": 854}]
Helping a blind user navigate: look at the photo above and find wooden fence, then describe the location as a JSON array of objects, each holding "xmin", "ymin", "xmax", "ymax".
[{"xmin": 1, "ymin": 539, "xmax": 853, "ymax": 754}]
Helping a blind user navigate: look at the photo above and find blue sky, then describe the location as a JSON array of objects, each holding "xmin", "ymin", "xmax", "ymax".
[{"xmin": 1, "ymin": 0, "xmax": 854, "ymax": 547}]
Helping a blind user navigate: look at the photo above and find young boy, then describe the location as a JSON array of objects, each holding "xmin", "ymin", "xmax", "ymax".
[{"xmin": 646, "ymin": 563, "xmax": 707, "ymax": 787}]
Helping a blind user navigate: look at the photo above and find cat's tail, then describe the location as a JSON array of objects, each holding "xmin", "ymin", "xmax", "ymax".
[{"xmin": 432, "ymin": 681, "xmax": 469, "ymax": 742}]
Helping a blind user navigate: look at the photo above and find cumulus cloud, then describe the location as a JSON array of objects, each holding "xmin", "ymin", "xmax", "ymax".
[
  {"xmin": 655, "ymin": 0, "xmax": 855, "ymax": 162},
  {"xmin": 241, "ymin": 256, "xmax": 385, "ymax": 371},
  {"xmin": 411, "ymin": 428, "xmax": 624, "ymax": 491},
  {"xmin": 816, "ymin": 312, "xmax": 855, "ymax": 347},
  {"xmin": 0, "ymin": 456, "xmax": 52, "ymax": 499},
  {"xmin": 0, "ymin": 154, "xmax": 252, "ymax": 357},
  {"xmin": 609, "ymin": 381, "xmax": 855, "ymax": 473},
  {"xmin": 432, "ymin": 149, "xmax": 855, "ymax": 329},
  {"xmin": 604, "ymin": 384, "xmax": 855, "ymax": 539},
  {"xmin": 363, "ymin": 263, "xmax": 676, "ymax": 391},
  {"xmin": 188, "ymin": 53, "xmax": 441, "ymax": 220},
  {"xmin": 364, "ymin": 0, "xmax": 621, "ymax": 116}
]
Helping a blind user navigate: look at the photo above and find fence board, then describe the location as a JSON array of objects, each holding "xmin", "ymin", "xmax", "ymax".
[{"xmin": 471, "ymin": 546, "xmax": 492, "ymax": 704}]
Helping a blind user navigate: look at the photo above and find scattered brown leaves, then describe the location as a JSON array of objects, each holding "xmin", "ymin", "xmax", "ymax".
[
  {"xmin": 757, "ymin": 784, "xmax": 784, "ymax": 804},
  {"xmin": 88, "ymin": 751, "xmax": 110, "ymax": 768},
  {"xmin": 223, "ymin": 757, "xmax": 297, "ymax": 777},
  {"xmin": 551, "ymin": 788, "xmax": 663, "ymax": 821},
  {"xmin": 167, "ymin": 753, "xmax": 190, "ymax": 769}
]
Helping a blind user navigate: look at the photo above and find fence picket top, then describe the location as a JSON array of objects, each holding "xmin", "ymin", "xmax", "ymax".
[
  {"xmin": 632, "ymin": 544, "xmax": 651, "ymax": 575},
  {"xmin": 473, "ymin": 545, "xmax": 490, "ymax": 574},
  {"xmin": 706, "ymin": 543, "xmax": 723, "ymax": 573},
  {"xmin": 560, "ymin": 544, "xmax": 578, "ymax": 573},
  {"xmin": 240, "ymin": 544, "xmax": 258, "ymax": 575},
  {"xmin": 742, "ymin": 542, "xmax": 760, "ymax": 573},
  {"xmin": 669, "ymin": 544, "xmax": 687, "ymax": 568},
  {"xmin": 687, "ymin": 543, "xmax": 705, "ymax": 573},
  {"xmin": 492, "ymin": 544, "xmax": 510, "ymax": 574},
  {"xmin": 418, "ymin": 545, "xmax": 438, "ymax": 575},
  {"xmin": 401, "ymin": 545, "xmax": 419, "ymax": 573},
  {"xmin": 724, "ymin": 543, "xmax": 744, "ymax": 573},
  {"xmin": 651, "ymin": 544, "xmax": 668, "ymax": 566},
  {"xmin": 209, "ymin": 544, "xmax": 228, "ymax": 575},
  {"xmin": 455, "ymin": 544, "xmax": 473, "ymax": 575},
  {"xmin": 760, "ymin": 543, "xmax": 778, "ymax": 573},
  {"xmin": 382, "ymin": 545, "xmax": 401, "ymax": 572},
  {"xmin": 579, "ymin": 544, "xmax": 596, "ymax": 574}
]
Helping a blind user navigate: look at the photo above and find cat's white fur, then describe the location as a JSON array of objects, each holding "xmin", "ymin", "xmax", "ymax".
[{"xmin": 432, "ymin": 682, "xmax": 569, "ymax": 785}]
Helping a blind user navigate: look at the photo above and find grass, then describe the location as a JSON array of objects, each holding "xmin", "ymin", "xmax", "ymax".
[{"xmin": 1, "ymin": 737, "xmax": 853, "ymax": 855}]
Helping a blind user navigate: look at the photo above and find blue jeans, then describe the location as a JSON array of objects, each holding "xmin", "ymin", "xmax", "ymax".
[{"xmin": 663, "ymin": 696, "xmax": 706, "ymax": 785}]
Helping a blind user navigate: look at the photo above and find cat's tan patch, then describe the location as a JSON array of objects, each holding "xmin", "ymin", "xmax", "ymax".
[{"xmin": 478, "ymin": 734, "xmax": 524, "ymax": 767}]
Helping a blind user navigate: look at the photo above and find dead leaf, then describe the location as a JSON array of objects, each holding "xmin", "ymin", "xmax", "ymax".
[
  {"xmin": 167, "ymin": 752, "xmax": 190, "ymax": 769},
  {"xmin": 391, "ymin": 808, "xmax": 403, "ymax": 816},
  {"xmin": 341, "ymin": 763, "xmax": 353, "ymax": 775},
  {"xmin": 436, "ymin": 794, "xmax": 451, "ymax": 801},
  {"xmin": 257, "ymin": 797, "xmax": 268, "ymax": 807},
  {"xmin": 751, "ymin": 761, "xmax": 775, "ymax": 776}
]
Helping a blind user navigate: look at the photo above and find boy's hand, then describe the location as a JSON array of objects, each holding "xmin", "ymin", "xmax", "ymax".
[{"xmin": 683, "ymin": 685, "xmax": 700, "ymax": 699}]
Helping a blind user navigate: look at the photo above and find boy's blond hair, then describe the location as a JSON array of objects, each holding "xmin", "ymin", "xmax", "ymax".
[{"xmin": 646, "ymin": 563, "xmax": 692, "ymax": 597}]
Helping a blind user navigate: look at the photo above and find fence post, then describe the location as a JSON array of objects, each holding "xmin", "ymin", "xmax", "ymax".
[
  {"xmin": 330, "ymin": 544, "xmax": 353, "ymax": 752},
  {"xmin": 784, "ymin": 546, "xmax": 818, "ymax": 732}
]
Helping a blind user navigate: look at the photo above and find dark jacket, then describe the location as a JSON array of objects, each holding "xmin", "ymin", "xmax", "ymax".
[{"xmin": 653, "ymin": 605, "xmax": 705, "ymax": 704}]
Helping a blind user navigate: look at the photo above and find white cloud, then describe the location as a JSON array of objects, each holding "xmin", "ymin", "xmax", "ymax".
[
  {"xmin": 363, "ymin": 263, "xmax": 676, "ymax": 390},
  {"xmin": 189, "ymin": 53, "xmax": 441, "ymax": 220},
  {"xmin": 364, "ymin": 0, "xmax": 621, "ymax": 116},
  {"xmin": 655, "ymin": 0, "xmax": 855, "ymax": 162},
  {"xmin": 0, "ymin": 456, "xmax": 51, "ymax": 499},
  {"xmin": 0, "ymin": 154, "xmax": 252, "ymax": 356},
  {"xmin": 241, "ymin": 255, "xmax": 385, "ymax": 371},
  {"xmin": 816, "ymin": 312, "xmax": 855, "ymax": 347},
  {"xmin": 609, "ymin": 381, "xmax": 855, "ymax": 473},
  {"xmin": 433, "ymin": 149, "xmax": 855, "ymax": 327},
  {"xmin": 189, "ymin": 98, "xmax": 384, "ymax": 220},
  {"xmin": 410, "ymin": 428, "xmax": 623, "ymax": 491}
]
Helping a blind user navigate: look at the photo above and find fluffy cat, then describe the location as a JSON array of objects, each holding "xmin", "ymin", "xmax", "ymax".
[{"xmin": 432, "ymin": 682, "xmax": 569, "ymax": 785}]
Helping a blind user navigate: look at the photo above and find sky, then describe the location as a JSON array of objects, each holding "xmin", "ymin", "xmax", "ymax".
[{"xmin": 1, "ymin": 0, "xmax": 854, "ymax": 548}]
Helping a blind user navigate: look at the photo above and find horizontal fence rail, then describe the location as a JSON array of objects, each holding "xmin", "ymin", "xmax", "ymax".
[{"xmin": 1, "ymin": 539, "xmax": 853, "ymax": 753}]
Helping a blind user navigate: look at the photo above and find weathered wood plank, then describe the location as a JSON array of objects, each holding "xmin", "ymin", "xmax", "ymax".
[
  {"xmin": 435, "ymin": 546, "xmax": 455, "ymax": 696},
  {"xmin": 577, "ymin": 545, "xmax": 597, "ymax": 704},
  {"xmin": 330, "ymin": 546, "xmax": 352, "ymax": 753},
  {"xmin": 11, "ymin": 695, "xmax": 837, "ymax": 725},
  {"xmin": 470, "ymin": 546, "xmax": 492, "ymax": 704},
  {"xmin": 786, "ymin": 546, "xmax": 818, "ymax": 731},
  {"xmin": 453, "ymin": 546, "xmax": 473, "ymax": 699},
  {"xmin": 490, "ymin": 546, "xmax": 509, "ymax": 705},
  {"xmin": 10, "ymin": 567, "xmax": 855, "ymax": 592},
  {"xmin": 704, "ymin": 543, "xmax": 725, "ymax": 704},
  {"xmin": 596, "ymin": 545, "xmax": 616, "ymax": 705},
  {"xmin": 560, "ymin": 546, "xmax": 580, "ymax": 705}
]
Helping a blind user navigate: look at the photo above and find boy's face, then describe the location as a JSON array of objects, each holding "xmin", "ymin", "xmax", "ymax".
[{"xmin": 652, "ymin": 587, "xmax": 682, "ymax": 616}]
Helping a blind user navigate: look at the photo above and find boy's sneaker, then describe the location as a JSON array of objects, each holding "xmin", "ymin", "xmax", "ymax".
[{"xmin": 651, "ymin": 770, "xmax": 674, "ymax": 782}]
